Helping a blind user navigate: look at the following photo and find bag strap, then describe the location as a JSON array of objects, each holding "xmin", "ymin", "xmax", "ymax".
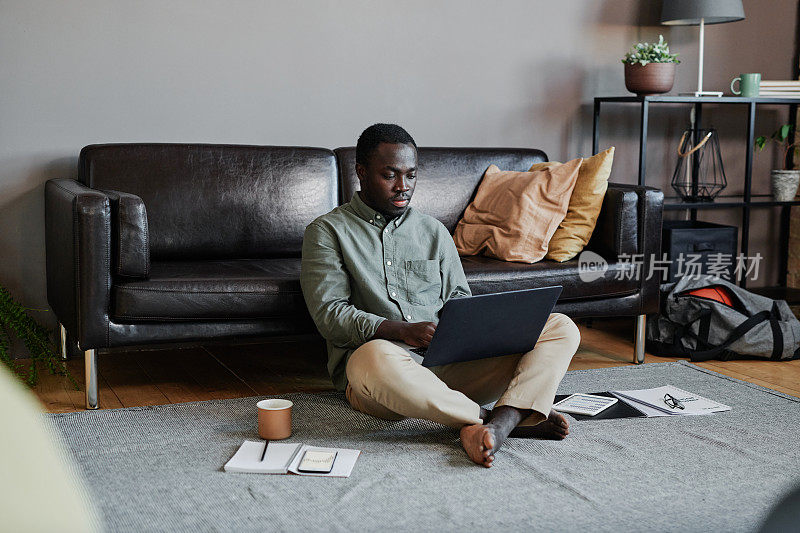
[
  {"xmin": 689, "ymin": 310, "xmax": 772, "ymax": 362},
  {"xmin": 698, "ymin": 309, "xmax": 712, "ymax": 349},
  {"xmin": 671, "ymin": 315, "xmax": 698, "ymax": 354},
  {"xmin": 671, "ymin": 309, "xmax": 711, "ymax": 348},
  {"xmin": 670, "ymin": 309, "xmax": 732, "ymax": 360},
  {"xmin": 769, "ymin": 301, "xmax": 784, "ymax": 361}
]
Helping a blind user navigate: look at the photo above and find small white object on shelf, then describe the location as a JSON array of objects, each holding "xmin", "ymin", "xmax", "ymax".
[
  {"xmin": 758, "ymin": 92, "xmax": 800, "ymax": 98},
  {"xmin": 760, "ymin": 80, "xmax": 800, "ymax": 87}
]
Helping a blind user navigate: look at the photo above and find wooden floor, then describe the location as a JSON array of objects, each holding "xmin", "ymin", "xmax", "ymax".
[{"xmin": 29, "ymin": 317, "xmax": 800, "ymax": 413}]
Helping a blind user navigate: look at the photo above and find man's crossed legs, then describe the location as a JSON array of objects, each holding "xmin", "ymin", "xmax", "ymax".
[{"xmin": 344, "ymin": 312, "xmax": 581, "ymax": 467}]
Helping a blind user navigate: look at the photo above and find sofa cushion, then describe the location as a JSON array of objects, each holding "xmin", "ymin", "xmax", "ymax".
[
  {"xmin": 112, "ymin": 259, "xmax": 307, "ymax": 321},
  {"xmin": 533, "ymin": 147, "xmax": 616, "ymax": 262},
  {"xmin": 80, "ymin": 144, "xmax": 338, "ymax": 260},
  {"xmin": 461, "ymin": 256, "xmax": 639, "ymax": 300},
  {"xmin": 335, "ymin": 147, "xmax": 548, "ymax": 233},
  {"xmin": 453, "ymin": 160, "xmax": 582, "ymax": 263}
]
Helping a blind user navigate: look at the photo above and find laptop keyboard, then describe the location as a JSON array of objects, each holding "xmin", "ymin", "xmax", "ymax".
[{"xmin": 411, "ymin": 347, "xmax": 427, "ymax": 357}]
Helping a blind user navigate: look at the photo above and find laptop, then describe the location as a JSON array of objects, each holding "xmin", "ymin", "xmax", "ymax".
[{"xmin": 399, "ymin": 286, "xmax": 563, "ymax": 367}]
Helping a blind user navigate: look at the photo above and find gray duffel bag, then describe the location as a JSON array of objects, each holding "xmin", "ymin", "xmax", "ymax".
[{"xmin": 646, "ymin": 275, "xmax": 800, "ymax": 362}]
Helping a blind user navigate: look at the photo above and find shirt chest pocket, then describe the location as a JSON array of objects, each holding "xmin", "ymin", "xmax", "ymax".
[{"xmin": 404, "ymin": 259, "xmax": 442, "ymax": 306}]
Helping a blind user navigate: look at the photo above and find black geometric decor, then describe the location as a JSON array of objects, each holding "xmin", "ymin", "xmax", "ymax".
[{"xmin": 671, "ymin": 127, "xmax": 727, "ymax": 202}]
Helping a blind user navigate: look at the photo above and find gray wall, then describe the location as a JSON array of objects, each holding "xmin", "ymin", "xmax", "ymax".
[{"xmin": 0, "ymin": 0, "xmax": 797, "ymax": 346}]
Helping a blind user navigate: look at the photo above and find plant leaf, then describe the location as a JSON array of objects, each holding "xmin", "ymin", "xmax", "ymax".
[
  {"xmin": 621, "ymin": 36, "xmax": 679, "ymax": 63},
  {"xmin": 0, "ymin": 286, "xmax": 75, "ymax": 388}
]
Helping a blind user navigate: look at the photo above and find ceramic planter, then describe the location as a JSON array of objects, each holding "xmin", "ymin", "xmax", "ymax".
[
  {"xmin": 771, "ymin": 170, "xmax": 800, "ymax": 202},
  {"xmin": 624, "ymin": 62, "xmax": 676, "ymax": 96}
]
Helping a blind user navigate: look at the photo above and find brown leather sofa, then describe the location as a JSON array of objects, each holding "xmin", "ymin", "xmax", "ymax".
[{"xmin": 45, "ymin": 144, "xmax": 663, "ymax": 409}]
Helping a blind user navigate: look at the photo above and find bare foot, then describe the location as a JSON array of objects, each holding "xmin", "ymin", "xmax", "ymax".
[
  {"xmin": 460, "ymin": 424, "xmax": 496, "ymax": 468},
  {"xmin": 520, "ymin": 409, "xmax": 570, "ymax": 440}
]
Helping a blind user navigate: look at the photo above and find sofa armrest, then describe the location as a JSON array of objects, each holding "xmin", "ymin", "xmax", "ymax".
[
  {"xmin": 102, "ymin": 190, "xmax": 150, "ymax": 279},
  {"xmin": 586, "ymin": 183, "xmax": 664, "ymax": 315},
  {"xmin": 637, "ymin": 185, "xmax": 664, "ymax": 315},
  {"xmin": 45, "ymin": 179, "xmax": 111, "ymax": 349},
  {"xmin": 585, "ymin": 184, "xmax": 640, "ymax": 258}
]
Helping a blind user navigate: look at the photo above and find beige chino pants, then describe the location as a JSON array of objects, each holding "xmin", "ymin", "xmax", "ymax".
[{"xmin": 345, "ymin": 312, "xmax": 581, "ymax": 429}]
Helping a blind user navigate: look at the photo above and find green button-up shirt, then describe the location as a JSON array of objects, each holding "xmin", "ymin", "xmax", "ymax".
[{"xmin": 300, "ymin": 192, "xmax": 472, "ymax": 391}]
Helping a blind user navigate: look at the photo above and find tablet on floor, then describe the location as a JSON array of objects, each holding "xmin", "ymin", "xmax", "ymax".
[{"xmin": 553, "ymin": 393, "xmax": 618, "ymax": 416}]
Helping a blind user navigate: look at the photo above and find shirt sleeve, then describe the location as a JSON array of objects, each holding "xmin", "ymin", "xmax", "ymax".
[
  {"xmin": 300, "ymin": 222, "xmax": 386, "ymax": 348},
  {"xmin": 439, "ymin": 224, "xmax": 472, "ymax": 301}
]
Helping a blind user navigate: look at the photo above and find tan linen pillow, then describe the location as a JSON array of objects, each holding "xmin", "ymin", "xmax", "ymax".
[
  {"xmin": 530, "ymin": 147, "xmax": 615, "ymax": 262},
  {"xmin": 453, "ymin": 158, "xmax": 582, "ymax": 263}
]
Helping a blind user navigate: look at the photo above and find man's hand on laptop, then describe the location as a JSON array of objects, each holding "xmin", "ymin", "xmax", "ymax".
[
  {"xmin": 374, "ymin": 320, "xmax": 437, "ymax": 347},
  {"xmin": 401, "ymin": 321, "xmax": 437, "ymax": 347}
]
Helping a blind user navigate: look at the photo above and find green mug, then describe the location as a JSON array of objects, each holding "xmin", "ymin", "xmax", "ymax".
[{"xmin": 731, "ymin": 73, "xmax": 761, "ymax": 97}]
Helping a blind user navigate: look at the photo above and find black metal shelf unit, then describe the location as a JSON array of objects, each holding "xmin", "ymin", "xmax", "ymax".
[
  {"xmin": 592, "ymin": 95, "xmax": 799, "ymax": 295},
  {"xmin": 663, "ymin": 194, "xmax": 800, "ymax": 210}
]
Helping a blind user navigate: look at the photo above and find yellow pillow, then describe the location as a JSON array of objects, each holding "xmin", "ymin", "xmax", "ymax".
[
  {"xmin": 530, "ymin": 147, "xmax": 615, "ymax": 262},
  {"xmin": 454, "ymin": 158, "xmax": 582, "ymax": 263}
]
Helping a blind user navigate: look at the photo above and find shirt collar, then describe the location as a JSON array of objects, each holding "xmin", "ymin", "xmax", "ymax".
[{"xmin": 350, "ymin": 191, "xmax": 412, "ymax": 228}]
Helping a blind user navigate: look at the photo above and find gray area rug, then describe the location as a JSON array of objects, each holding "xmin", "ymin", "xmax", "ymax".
[{"xmin": 48, "ymin": 362, "xmax": 800, "ymax": 532}]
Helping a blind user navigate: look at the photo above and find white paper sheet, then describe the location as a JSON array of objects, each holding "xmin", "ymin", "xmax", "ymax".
[
  {"xmin": 610, "ymin": 394, "xmax": 675, "ymax": 417},
  {"xmin": 611, "ymin": 385, "xmax": 731, "ymax": 417}
]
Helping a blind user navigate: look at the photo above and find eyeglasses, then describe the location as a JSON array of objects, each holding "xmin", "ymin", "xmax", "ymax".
[{"xmin": 664, "ymin": 393, "xmax": 685, "ymax": 410}]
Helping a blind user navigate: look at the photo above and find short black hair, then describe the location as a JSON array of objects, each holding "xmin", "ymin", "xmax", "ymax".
[{"xmin": 356, "ymin": 123, "xmax": 417, "ymax": 166}]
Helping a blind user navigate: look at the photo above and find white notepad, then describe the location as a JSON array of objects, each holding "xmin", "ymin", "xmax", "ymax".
[
  {"xmin": 611, "ymin": 385, "xmax": 731, "ymax": 417},
  {"xmin": 224, "ymin": 441, "xmax": 361, "ymax": 477},
  {"xmin": 224, "ymin": 441, "xmax": 301, "ymax": 474}
]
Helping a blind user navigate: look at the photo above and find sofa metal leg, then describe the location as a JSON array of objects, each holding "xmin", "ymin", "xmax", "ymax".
[
  {"xmin": 634, "ymin": 314, "xmax": 646, "ymax": 364},
  {"xmin": 84, "ymin": 349, "xmax": 99, "ymax": 410},
  {"xmin": 59, "ymin": 324, "xmax": 69, "ymax": 361}
]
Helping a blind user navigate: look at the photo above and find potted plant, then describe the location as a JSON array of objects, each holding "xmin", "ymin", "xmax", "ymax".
[
  {"xmin": 622, "ymin": 34, "xmax": 680, "ymax": 96},
  {"xmin": 756, "ymin": 124, "xmax": 800, "ymax": 202}
]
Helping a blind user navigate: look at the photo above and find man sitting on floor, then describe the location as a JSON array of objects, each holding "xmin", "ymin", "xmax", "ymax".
[{"xmin": 300, "ymin": 123, "xmax": 581, "ymax": 467}]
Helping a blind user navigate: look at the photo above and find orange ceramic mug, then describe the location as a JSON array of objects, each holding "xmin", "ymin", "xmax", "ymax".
[{"xmin": 257, "ymin": 399, "xmax": 293, "ymax": 440}]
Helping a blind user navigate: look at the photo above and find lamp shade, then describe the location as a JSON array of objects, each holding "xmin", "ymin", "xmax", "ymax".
[{"xmin": 661, "ymin": 0, "xmax": 745, "ymax": 25}]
